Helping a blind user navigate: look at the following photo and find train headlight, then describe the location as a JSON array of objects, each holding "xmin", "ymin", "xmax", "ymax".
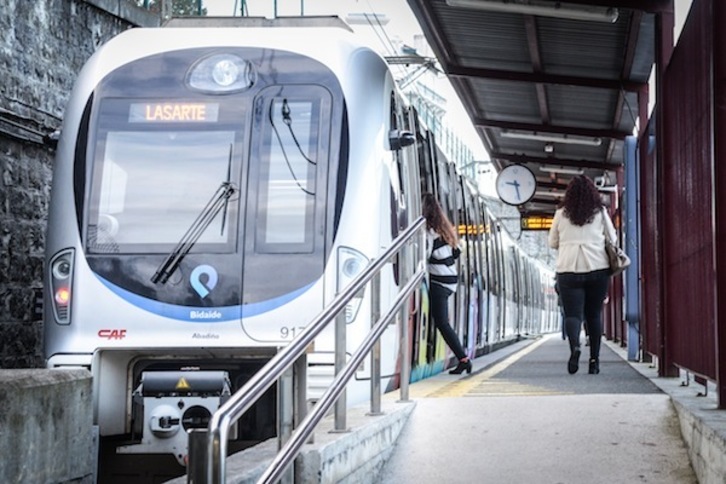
[
  {"xmin": 212, "ymin": 59, "xmax": 239, "ymax": 87},
  {"xmin": 187, "ymin": 54, "xmax": 256, "ymax": 93},
  {"xmin": 337, "ymin": 247, "xmax": 369, "ymax": 323},
  {"xmin": 48, "ymin": 249, "xmax": 74, "ymax": 325},
  {"xmin": 52, "ymin": 259, "xmax": 71, "ymax": 279}
]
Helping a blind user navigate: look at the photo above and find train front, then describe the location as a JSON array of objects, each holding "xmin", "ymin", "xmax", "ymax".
[{"xmin": 43, "ymin": 20, "xmax": 357, "ymax": 474}]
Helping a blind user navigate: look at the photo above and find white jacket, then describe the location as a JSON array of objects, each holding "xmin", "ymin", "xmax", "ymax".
[{"xmin": 548, "ymin": 207, "xmax": 617, "ymax": 274}]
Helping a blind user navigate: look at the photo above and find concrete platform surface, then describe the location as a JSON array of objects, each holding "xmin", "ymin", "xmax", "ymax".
[{"xmin": 378, "ymin": 334, "xmax": 699, "ymax": 484}]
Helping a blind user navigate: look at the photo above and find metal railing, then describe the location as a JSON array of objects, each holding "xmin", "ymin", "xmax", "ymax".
[{"xmin": 187, "ymin": 217, "xmax": 427, "ymax": 483}]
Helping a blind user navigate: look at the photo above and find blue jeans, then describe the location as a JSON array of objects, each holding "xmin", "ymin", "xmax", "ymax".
[{"xmin": 556, "ymin": 270, "xmax": 610, "ymax": 360}]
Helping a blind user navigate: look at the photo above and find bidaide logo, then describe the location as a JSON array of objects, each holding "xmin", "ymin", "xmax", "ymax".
[{"xmin": 190, "ymin": 310, "xmax": 222, "ymax": 319}]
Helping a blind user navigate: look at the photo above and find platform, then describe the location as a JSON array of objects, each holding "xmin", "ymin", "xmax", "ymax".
[
  {"xmin": 168, "ymin": 333, "xmax": 726, "ymax": 483},
  {"xmin": 379, "ymin": 334, "xmax": 703, "ymax": 483}
]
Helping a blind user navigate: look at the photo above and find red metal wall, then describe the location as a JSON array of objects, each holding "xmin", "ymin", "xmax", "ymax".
[
  {"xmin": 658, "ymin": 0, "xmax": 715, "ymax": 379},
  {"xmin": 640, "ymin": 118, "xmax": 661, "ymax": 360}
]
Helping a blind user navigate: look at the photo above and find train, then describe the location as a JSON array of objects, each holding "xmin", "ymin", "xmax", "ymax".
[{"xmin": 43, "ymin": 16, "xmax": 558, "ymax": 481}]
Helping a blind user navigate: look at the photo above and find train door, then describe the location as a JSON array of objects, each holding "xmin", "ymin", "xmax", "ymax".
[
  {"xmin": 418, "ymin": 130, "xmax": 436, "ymax": 196},
  {"xmin": 459, "ymin": 181, "xmax": 481, "ymax": 355},
  {"xmin": 449, "ymin": 174, "xmax": 467, "ymax": 358},
  {"xmin": 520, "ymin": 256, "xmax": 531, "ymax": 335},
  {"xmin": 494, "ymin": 223, "xmax": 507, "ymax": 340},
  {"xmin": 431, "ymin": 154, "xmax": 455, "ymax": 363},
  {"xmin": 241, "ymin": 86, "xmax": 331, "ymax": 341},
  {"xmin": 504, "ymin": 243, "xmax": 519, "ymax": 338},
  {"xmin": 470, "ymin": 196, "xmax": 485, "ymax": 347},
  {"xmin": 412, "ymin": 126, "xmax": 435, "ymax": 372},
  {"xmin": 526, "ymin": 260, "xmax": 535, "ymax": 334},
  {"xmin": 397, "ymin": 105, "xmax": 424, "ymax": 379},
  {"xmin": 512, "ymin": 252, "xmax": 523, "ymax": 336},
  {"xmin": 478, "ymin": 203, "xmax": 492, "ymax": 345}
]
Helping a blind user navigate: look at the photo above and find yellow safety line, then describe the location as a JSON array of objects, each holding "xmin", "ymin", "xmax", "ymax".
[{"xmin": 424, "ymin": 335, "xmax": 567, "ymax": 398}]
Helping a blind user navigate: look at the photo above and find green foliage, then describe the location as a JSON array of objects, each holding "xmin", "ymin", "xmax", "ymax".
[{"xmin": 136, "ymin": 0, "xmax": 208, "ymax": 17}]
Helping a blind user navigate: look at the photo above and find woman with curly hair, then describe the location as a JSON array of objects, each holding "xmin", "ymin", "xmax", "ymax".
[
  {"xmin": 422, "ymin": 193, "xmax": 471, "ymax": 375},
  {"xmin": 548, "ymin": 176, "xmax": 616, "ymax": 375}
]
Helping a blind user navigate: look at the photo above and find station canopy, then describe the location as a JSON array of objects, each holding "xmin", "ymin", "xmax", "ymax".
[{"xmin": 406, "ymin": 0, "xmax": 672, "ymax": 217}]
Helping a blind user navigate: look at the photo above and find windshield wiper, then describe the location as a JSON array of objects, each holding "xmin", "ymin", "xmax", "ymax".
[
  {"xmin": 151, "ymin": 146, "xmax": 236, "ymax": 285},
  {"xmin": 219, "ymin": 145, "xmax": 234, "ymax": 236}
]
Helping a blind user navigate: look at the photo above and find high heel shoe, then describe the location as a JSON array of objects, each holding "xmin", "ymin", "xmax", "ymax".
[
  {"xmin": 449, "ymin": 358, "xmax": 472, "ymax": 375},
  {"xmin": 588, "ymin": 358, "xmax": 600, "ymax": 374}
]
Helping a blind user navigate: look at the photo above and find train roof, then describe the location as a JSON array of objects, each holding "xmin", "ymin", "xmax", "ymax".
[
  {"xmin": 73, "ymin": 15, "xmax": 376, "ymax": 97},
  {"xmin": 163, "ymin": 15, "xmax": 353, "ymax": 32}
]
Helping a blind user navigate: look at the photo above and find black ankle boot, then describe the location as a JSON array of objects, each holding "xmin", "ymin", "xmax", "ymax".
[
  {"xmin": 588, "ymin": 358, "xmax": 600, "ymax": 374},
  {"xmin": 568, "ymin": 347, "xmax": 581, "ymax": 374},
  {"xmin": 449, "ymin": 359, "xmax": 472, "ymax": 375}
]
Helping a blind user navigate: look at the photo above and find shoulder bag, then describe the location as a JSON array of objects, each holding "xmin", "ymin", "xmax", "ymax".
[{"xmin": 602, "ymin": 210, "xmax": 631, "ymax": 275}]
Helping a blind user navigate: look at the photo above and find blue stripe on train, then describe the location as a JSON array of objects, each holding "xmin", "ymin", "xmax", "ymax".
[{"xmin": 96, "ymin": 275, "xmax": 314, "ymax": 322}]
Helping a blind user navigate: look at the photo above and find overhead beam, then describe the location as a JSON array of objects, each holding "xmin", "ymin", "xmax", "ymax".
[
  {"xmin": 447, "ymin": 64, "xmax": 645, "ymax": 92},
  {"xmin": 521, "ymin": 210, "xmax": 558, "ymax": 217},
  {"xmin": 475, "ymin": 118, "xmax": 631, "ymax": 140},
  {"xmin": 491, "ymin": 152, "xmax": 621, "ymax": 170},
  {"xmin": 555, "ymin": 0, "xmax": 673, "ymax": 13},
  {"xmin": 528, "ymin": 198, "xmax": 561, "ymax": 206},
  {"xmin": 537, "ymin": 181, "xmax": 569, "ymax": 190},
  {"xmin": 605, "ymin": 10, "xmax": 645, "ymax": 163},
  {"xmin": 523, "ymin": 16, "xmax": 550, "ymax": 124}
]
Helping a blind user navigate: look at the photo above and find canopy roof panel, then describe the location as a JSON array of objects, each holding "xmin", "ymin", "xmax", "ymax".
[{"xmin": 407, "ymin": 0, "xmax": 671, "ymax": 215}]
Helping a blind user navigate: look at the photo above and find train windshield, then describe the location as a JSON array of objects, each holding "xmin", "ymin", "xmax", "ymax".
[{"xmin": 86, "ymin": 99, "xmax": 243, "ymax": 254}]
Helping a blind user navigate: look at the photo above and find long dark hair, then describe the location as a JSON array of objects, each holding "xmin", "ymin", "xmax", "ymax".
[
  {"xmin": 422, "ymin": 193, "xmax": 459, "ymax": 247},
  {"xmin": 559, "ymin": 175, "xmax": 602, "ymax": 226}
]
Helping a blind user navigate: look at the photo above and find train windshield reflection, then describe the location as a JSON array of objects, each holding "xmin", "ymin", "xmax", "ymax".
[{"xmin": 87, "ymin": 128, "xmax": 239, "ymax": 254}]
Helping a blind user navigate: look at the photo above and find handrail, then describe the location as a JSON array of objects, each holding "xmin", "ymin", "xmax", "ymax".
[
  {"xmin": 258, "ymin": 268, "xmax": 425, "ymax": 483},
  {"xmin": 193, "ymin": 216, "xmax": 427, "ymax": 483}
]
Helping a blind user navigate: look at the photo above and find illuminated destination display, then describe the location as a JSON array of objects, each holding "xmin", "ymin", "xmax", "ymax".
[
  {"xmin": 458, "ymin": 224, "xmax": 488, "ymax": 235},
  {"xmin": 521, "ymin": 215, "xmax": 553, "ymax": 231},
  {"xmin": 129, "ymin": 102, "xmax": 219, "ymax": 123}
]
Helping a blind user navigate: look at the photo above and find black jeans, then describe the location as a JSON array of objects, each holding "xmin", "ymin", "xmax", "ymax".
[
  {"xmin": 429, "ymin": 282, "xmax": 467, "ymax": 360},
  {"xmin": 556, "ymin": 269, "xmax": 610, "ymax": 360}
]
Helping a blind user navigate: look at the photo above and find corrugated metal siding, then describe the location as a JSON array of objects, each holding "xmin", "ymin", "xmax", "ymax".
[
  {"xmin": 435, "ymin": 3, "xmax": 532, "ymax": 70},
  {"xmin": 661, "ymin": 0, "xmax": 715, "ymax": 379},
  {"xmin": 537, "ymin": 17, "xmax": 631, "ymax": 78},
  {"xmin": 641, "ymin": 118, "xmax": 661, "ymax": 359},
  {"xmin": 546, "ymin": 84, "xmax": 618, "ymax": 127},
  {"xmin": 471, "ymin": 79, "xmax": 539, "ymax": 120}
]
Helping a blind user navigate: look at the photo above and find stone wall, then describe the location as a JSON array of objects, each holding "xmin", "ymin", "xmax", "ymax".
[
  {"xmin": 0, "ymin": 369, "xmax": 94, "ymax": 483},
  {"xmin": 0, "ymin": 0, "xmax": 158, "ymax": 368}
]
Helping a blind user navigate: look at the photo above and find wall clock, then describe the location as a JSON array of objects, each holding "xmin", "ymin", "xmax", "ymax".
[{"xmin": 495, "ymin": 164, "xmax": 536, "ymax": 206}]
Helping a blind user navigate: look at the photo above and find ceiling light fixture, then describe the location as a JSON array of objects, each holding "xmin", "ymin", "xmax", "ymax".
[
  {"xmin": 445, "ymin": 0, "xmax": 619, "ymax": 23},
  {"xmin": 539, "ymin": 165, "xmax": 585, "ymax": 175},
  {"xmin": 501, "ymin": 130, "xmax": 603, "ymax": 146}
]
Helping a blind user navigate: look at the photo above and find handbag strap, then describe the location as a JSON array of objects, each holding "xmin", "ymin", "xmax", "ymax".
[{"xmin": 601, "ymin": 208, "xmax": 610, "ymax": 243}]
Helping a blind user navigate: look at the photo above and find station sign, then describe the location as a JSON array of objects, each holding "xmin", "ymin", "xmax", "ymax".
[
  {"xmin": 458, "ymin": 224, "xmax": 488, "ymax": 235},
  {"xmin": 520, "ymin": 215, "xmax": 553, "ymax": 231}
]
